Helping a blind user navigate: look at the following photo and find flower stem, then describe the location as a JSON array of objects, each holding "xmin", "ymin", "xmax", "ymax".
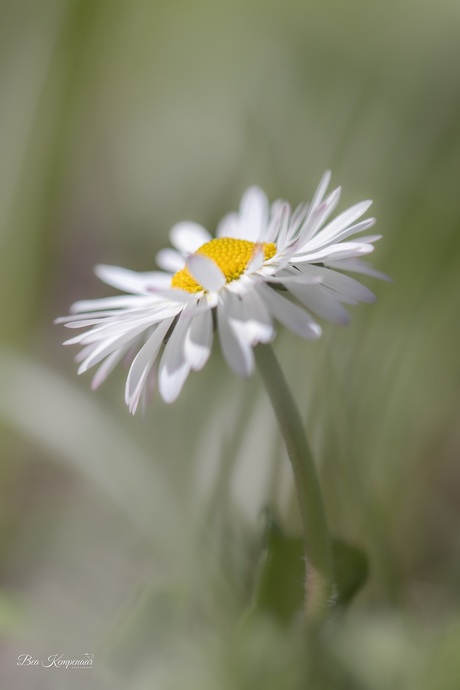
[{"xmin": 255, "ymin": 343, "xmax": 334, "ymax": 621}]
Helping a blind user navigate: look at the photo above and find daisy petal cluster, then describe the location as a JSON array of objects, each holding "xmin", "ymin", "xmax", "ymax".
[{"xmin": 57, "ymin": 172, "xmax": 386, "ymax": 411}]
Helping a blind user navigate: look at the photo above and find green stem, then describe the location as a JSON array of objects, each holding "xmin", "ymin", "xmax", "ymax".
[{"xmin": 255, "ymin": 343, "xmax": 334, "ymax": 621}]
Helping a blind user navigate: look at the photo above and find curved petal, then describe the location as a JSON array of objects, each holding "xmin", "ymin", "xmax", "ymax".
[
  {"xmin": 306, "ymin": 200, "xmax": 373, "ymax": 248},
  {"xmin": 226, "ymin": 289, "xmax": 274, "ymax": 345},
  {"xmin": 294, "ymin": 241, "xmax": 375, "ymax": 264},
  {"xmin": 297, "ymin": 264, "xmax": 377, "ymax": 302},
  {"xmin": 64, "ymin": 305, "xmax": 183, "ymax": 346},
  {"xmin": 70, "ymin": 295, "xmax": 157, "ymax": 314},
  {"xmin": 187, "ymin": 254, "xmax": 226, "ymax": 292},
  {"xmin": 264, "ymin": 201, "xmax": 286, "ymax": 243},
  {"xmin": 245, "ymin": 246, "xmax": 265, "ymax": 274},
  {"xmin": 216, "ymin": 212, "xmax": 241, "ymax": 239},
  {"xmin": 77, "ymin": 328, "xmax": 144, "ymax": 375},
  {"xmin": 295, "ymin": 186, "xmax": 341, "ymax": 249},
  {"xmin": 326, "ymin": 258, "xmax": 391, "ymax": 282},
  {"xmin": 286, "ymin": 283, "xmax": 350, "ymax": 325},
  {"xmin": 288, "ymin": 202, "xmax": 310, "ymax": 243},
  {"xmin": 125, "ymin": 319, "xmax": 172, "ymax": 413},
  {"xmin": 155, "ymin": 248, "xmax": 185, "ymax": 273},
  {"xmin": 273, "ymin": 203, "xmax": 291, "ymax": 250},
  {"xmin": 257, "ymin": 283, "xmax": 322, "ymax": 340},
  {"xmin": 184, "ymin": 302, "xmax": 212, "ymax": 371},
  {"xmin": 169, "ymin": 222, "xmax": 212, "ymax": 254},
  {"xmin": 238, "ymin": 186, "xmax": 269, "ymax": 242},
  {"xmin": 158, "ymin": 310, "xmax": 193, "ymax": 403},
  {"xmin": 217, "ymin": 294, "xmax": 254, "ymax": 377},
  {"xmin": 146, "ymin": 286, "xmax": 198, "ymax": 303},
  {"xmin": 302, "ymin": 217, "xmax": 376, "ymax": 252},
  {"xmin": 91, "ymin": 347, "xmax": 127, "ymax": 390},
  {"xmin": 309, "ymin": 170, "xmax": 331, "ymax": 212},
  {"xmin": 95, "ymin": 265, "xmax": 171, "ymax": 294}
]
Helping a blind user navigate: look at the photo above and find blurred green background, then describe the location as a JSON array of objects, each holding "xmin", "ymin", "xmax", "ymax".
[{"xmin": 1, "ymin": 0, "xmax": 460, "ymax": 687}]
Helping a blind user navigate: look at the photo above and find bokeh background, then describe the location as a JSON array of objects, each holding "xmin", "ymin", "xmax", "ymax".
[{"xmin": 1, "ymin": 0, "xmax": 460, "ymax": 687}]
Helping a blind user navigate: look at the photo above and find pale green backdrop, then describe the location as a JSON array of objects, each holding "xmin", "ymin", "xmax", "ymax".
[{"xmin": 1, "ymin": 1, "xmax": 460, "ymax": 688}]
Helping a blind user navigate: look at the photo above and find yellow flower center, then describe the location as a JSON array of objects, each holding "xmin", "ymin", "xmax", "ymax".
[{"xmin": 171, "ymin": 237, "xmax": 277, "ymax": 293}]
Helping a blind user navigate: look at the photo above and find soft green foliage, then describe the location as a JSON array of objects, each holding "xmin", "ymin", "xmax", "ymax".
[
  {"xmin": 253, "ymin": 513, "xmax": 368, "ymax": 622},
  {"xmin": 1, "ymin": 0, "xmax": 460, "ymax": 687},
  {"xmin": 0, "ymin": 593, "xmax": 23, "ymax": 633}
]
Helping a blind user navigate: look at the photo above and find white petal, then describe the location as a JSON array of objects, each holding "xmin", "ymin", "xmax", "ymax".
[
  {"xmin": 216, "ymin": 212, "xmax": 241, "ymax": 239},
  {"xmin": 285, "ymin": 211, "xmax": 307, "ymax": 245},
  {"xmin": 56, "ymin": 310, "xmax": 129, "ymax": 323},
  {"xmin": 187, "ymin": 254, "xmax": 226, "ymax": 292},
  {"xmin": 155, "ymin": 248, "xmax": 185, "ymax": 272},
  {"xmin": 246, "ymin": 245, "xmax": 265, "ymax": 273},
  {"xmin": 307, "ymin": 200, "xmax": 373, "ymax": 247},
  {"xmin": 273, "ymin": 203, "xmax": 291, "ymax": 250},
  {"xmin": 264, "ymin": 201, "xmax": 285, "ymax": 243},
  {"xmin": 125, "ymin": 319, "xmax": 172, "ymax": 412},
  {"xmin": 226, "ymin": 289, "xmax": 274, "ymax": 345},
  {"xmin": 146, "ymin": 286, "xmax": 200, "ymax": 303},
  {"xmin": 286, "ymin": 283, "xmax": 350, "ymax": 325},
  {"xmin": 217, "ymin": 295, "xmax": 254, "ymax": 377},
  {"xmin": 326, "ymin": 258, "xmax": 391, "ymax": 282},
  {"xmin": 263, "ymin": 271, "xmax": 323, "ymax": 285},
  {"xmin": 74, "ymin": 341, "xmax": 99, "ymax": 363},
  {"xmin": 169, "ymin": 222, "xmax": 211, "ymax": 254},
  {"xmin": 355, "ymin": 234, "xmax": 382, "ymax": 244},
  {"xmin": 288, "ymin": 202, "xmax": 310, "ymax": 241},
  {"xmin": 70, "ymin": 295, "xmax": 157, "ymax": 314},
  {"xmin": 239, "ymin": 186, "xmax": 269, "ymax": 241},
  {"xmin": 294, "ymin": 241, "xmax": 375, "ymax": 264},
  {"xmin": 63, "ymin": 319, "xmax": 108, "ymax": 329},
  {"xmin": 258, "ymin": 283, "xmax": 322, "ymax": 340},
  {"xmin": 76, "ymin": 316, "xmax": 160, "ymax": 373},
  {"xmin": 184, "ymin": 303, "xmax": 212, "ymax": 371},
  {"xmin": 64, "ymin": 305, "xmax": 182, "ymax": 346},
  {"xmin": 302, "ymin": 218, "xmax": 376, "ymax": 252},
  {"xmin": 240, "ymin": 294, "xmax": 274, "ymax": 344},
  {"xmin": 158, "ymin": 311, "xmax": 192, "ymax": 403},
  {"xmin": 309, "ymin": 170, "xmax": 331, "ymax": 212},
  {"xmin": 60, "ymin": 312, "xmax": 139, "ymax": 327},
  {"xmin": 91, "ymin": 348, "xmax": 127, "ymax": 390},
  {"xmin": 297, "ymin": 265, "xmax": 376, "ymax": 302},
  {"xmin": 295, "ymin": 186, "xmax": 341, "ymax": 248},
  {"xmin": 77, "ymin": 331, "xmax": 139, "ymax": 374},
  {"xmin": 95, "ymin": 264, "xmax": 171, "ymax": 294}
]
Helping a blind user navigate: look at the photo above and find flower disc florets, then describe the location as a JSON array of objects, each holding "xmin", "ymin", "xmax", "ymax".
[{"xmin": 171, "ymin": 238, "xmax": 277, "ymax": 292}]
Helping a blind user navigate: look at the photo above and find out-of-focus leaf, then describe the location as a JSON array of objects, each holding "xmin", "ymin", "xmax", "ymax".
[
  {"xmin": 252, "ymin": 514, "xmax": 305, "ymax": 624},
  {"xmin": 332, "ymin": 537, "xmax": 369, "ymax": 607},
  {"xmin": 253, "ymin": 513, "xmax": 368, "ymax": 623}
]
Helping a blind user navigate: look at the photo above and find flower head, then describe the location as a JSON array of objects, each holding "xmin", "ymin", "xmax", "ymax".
[{"xmin": 57, "ymin": 172, "xmax": 386, "ymax": 411}]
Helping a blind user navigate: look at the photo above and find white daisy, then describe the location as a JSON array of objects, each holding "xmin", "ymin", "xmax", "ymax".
[{"xmin": 56, "ymin": 172, "xmax": 386, "ymax": 411}]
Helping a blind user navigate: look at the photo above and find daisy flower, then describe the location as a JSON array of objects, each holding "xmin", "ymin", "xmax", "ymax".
[{"xmin": 57, "ymin": 172, "xmax": 385, "ymax": 411}]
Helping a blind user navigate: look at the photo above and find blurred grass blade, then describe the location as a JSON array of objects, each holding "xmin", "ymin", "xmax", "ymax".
[{"xmin": 0, "ymin": 348, "xmax": 192, "ymax": 564}]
